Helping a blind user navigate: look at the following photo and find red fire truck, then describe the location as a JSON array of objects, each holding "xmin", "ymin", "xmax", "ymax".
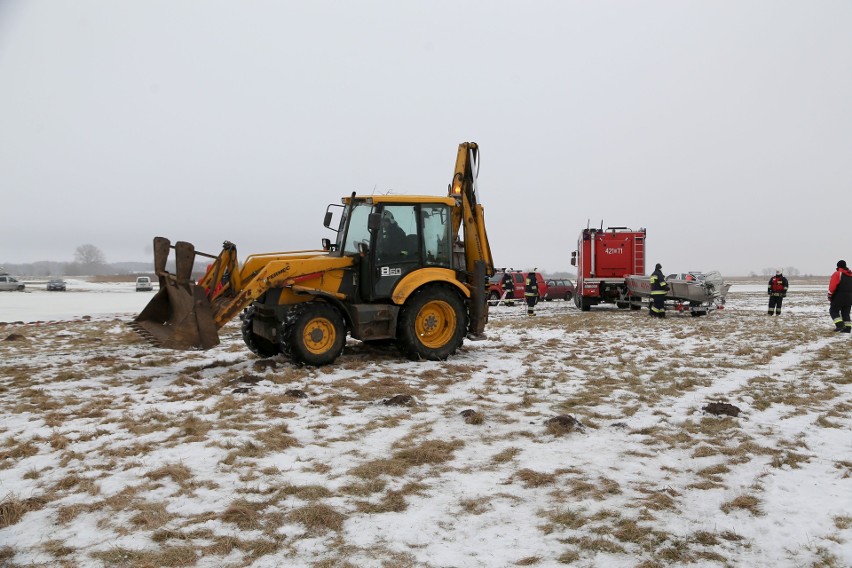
[{"xmin": 570, "ymin": 225, "xmax": 646, "ymax": 311}]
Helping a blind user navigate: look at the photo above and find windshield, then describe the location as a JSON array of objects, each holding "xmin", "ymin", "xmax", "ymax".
[{"xmin": 339, "ymin": 202, "xmax": 373, "ymax": 255}]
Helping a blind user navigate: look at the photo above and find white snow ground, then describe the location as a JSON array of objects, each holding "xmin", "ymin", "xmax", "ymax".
[{"xmin": 0, "ymin": 280, "xmax": 850, "ymax": 568}]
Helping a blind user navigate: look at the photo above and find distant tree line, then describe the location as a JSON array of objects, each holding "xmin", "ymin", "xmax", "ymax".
[
  {"xmin": 2, "ymin": 244, "xmax": 150, "ymax": 277},
  {"xmin": 759, "ymin": 267, "xmax": 800, "ymax": 276}
]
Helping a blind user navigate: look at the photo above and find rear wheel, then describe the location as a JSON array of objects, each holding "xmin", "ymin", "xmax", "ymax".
[
  {"xmin": 282, "ymin": 303, "xmax": 345, "ymax": 366},
  {"xmin": 578, "ymin": 296, "xmax": 591, "ymax": 311},
  {"xmin": 397, "ymin": 286, "xmax": 466, "ymax": 361},
  {"xmin": 564, "ymin": 291, "xmax": 573, "ymax": 302},
  {"xmin": 241, "ymin": 306, "xmax": 280, "ymax": 357}
]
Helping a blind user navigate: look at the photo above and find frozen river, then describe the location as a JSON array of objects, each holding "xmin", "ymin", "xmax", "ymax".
[{"xmin": 0, "ymin": 280, "xmax": 155, "ymax": 323}]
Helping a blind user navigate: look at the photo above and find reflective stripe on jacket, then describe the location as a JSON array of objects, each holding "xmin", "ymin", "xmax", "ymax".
[
  {"xmin": 524, "ymin": 274, "xmax": 539, "ymax": 298},
  {"xmin": 650, "ymin": 269, "xmax": 668, "ymax": 295},
  {"xmin": 768, "ymin": 276, "xmax": 788, "ymax": 296}
]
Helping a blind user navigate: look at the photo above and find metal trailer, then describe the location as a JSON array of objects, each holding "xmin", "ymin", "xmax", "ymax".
[{"xmin": 625, "ymin": 271, "xmax": 730, "ymax": 316}]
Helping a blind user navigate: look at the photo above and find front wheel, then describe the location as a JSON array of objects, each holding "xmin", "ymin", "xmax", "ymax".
[
  {"xmin": 282, "ymin": 303, "xmax": 346, "ymax": 366},
  {"xmin": 241, "ymin": 306, "xmax": 281, "ymax": 358},
  {"xmin": 397, "ymin": 286, "xmax": 466, "ymax": 361}
]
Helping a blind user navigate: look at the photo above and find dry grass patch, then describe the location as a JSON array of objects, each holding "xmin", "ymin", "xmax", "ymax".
[
  {"xmin": 0, "ymin": 439, "xmax": 39, "ymax": 468},
  {"xmin": 287, "ymin": 503, "xmax": 346, "ymax": 534},
  {"xmin": 514, "ymin": 468, "xmax": 557, "ymax": 488},
  {"xmin": 221, "ymin": 499, "xmax": 266, "ymax": 530},
  {"xmin": 349, "ymin": 451, "xmax": 412, "ymax": 478},
  {"xmin": 565, "ymin": 476, "xmax": 620, "ymax": 500},
  {"xmin": 255, "ymin": 424, "xmax": 300, "ymax": 451},
  {"xmin": 129, "ymin": 501, "xmax": 172, "ymax": 530},
  {"xmin": 721, "ymin": 494, "xmax": 763, "ymax": 516},
  {"xmin": 391, "ymin": 438, "xmax": 464, "ymax": 467},
  {"xmin": 770, "ymin": 450, "xmax": 811, "ymax": 469},
  {"xmin": 563, "ymin": 535, "xmax": 625, "ymax": 554},
  {"xmin": 340, "ymin": 478, "xmax": 387, "ymax": 496},
  {"xmin": 332, "ymin": 375, "xmax": 425, "ymax": 402},
  {"xmin": 272, "ymin": 484, "xmax": 333, "ymax": 502},
  {"xmin": 491, "ymin": 447, "xmax": 522, "ymax": 464},
  {"xmin": 695, "ymin": 463, "xmax": 730, "ymax": 481},
  {"xmin": 221, "ymin": 440, "xmax": 267, "ymax": 465},
  {"xmin": 42, "ymin": 539, "xmax": 75, "ymax": 557},
  {"xmin": 0, "ymin": 494, "xmax": 46, "ymax": 528},
  {"xmin": 611, "ymin": 518, "xmax": 655, "ymax": 544},
  {"xmin": 632, "ymin": 487, "xmax": 679, "ymax": 512},
  {"xmin": 145, "ymin": 463, "xmax": 194, "ymax": 484},
  {"xmin": 459, "ymin": 495, "xmax": 491, "ymax": 515},
  {"xmin": 540, "ymin": 506, "xmax": 587, "ymax": 532},
  {"xmin": 356, "ymin": 489, "xmax": 408, "ymax": 514},
  {"xmin": 91, "ymin": 544, "xmax": 198, "ymax": 567},
  {"xmin": 834, "ymin": 515, "xmax": 852, "ymax": 530}
]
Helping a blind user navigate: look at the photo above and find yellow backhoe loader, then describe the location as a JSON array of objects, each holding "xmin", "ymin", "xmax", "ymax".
[{"xmin": 132, "ymin": 142, "xmax": 494, "ymax": 365}]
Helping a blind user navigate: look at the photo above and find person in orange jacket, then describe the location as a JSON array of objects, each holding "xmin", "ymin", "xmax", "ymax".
[{"xmin": 828, "ymin": 260, "xmax": 852, "ymax": 333}]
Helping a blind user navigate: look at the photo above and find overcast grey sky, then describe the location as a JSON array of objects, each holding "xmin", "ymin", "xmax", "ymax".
[{"xmin": 1, "ymin": 1, "xmax": 850, "ymax": 275}]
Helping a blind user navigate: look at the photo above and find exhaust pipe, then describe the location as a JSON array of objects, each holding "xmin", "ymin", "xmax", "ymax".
[{"xmin": 131, "ymin": 237, "xmax": 220, "ymax": 350}]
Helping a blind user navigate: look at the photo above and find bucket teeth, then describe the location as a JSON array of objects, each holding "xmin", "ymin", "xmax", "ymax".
[{"xmin": 127, "ymin": 321, "xmax": 163, "ymax": 347}]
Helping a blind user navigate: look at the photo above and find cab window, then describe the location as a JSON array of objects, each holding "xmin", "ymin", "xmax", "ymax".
[
  {"xmin": 342, "ymin": 203, "xmax": 373, "ymax": 255},
  {"xmin": 421, "ymin": 205, "xmax": 451, "ymax": 267}
]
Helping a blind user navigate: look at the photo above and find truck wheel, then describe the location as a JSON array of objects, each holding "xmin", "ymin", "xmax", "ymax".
[
  {"xmin": 397, "ymin": 286, "xmax": 466, "ymax": 361},
  {"xmin": 241, "ymin": 306, "xmax": 280, "ymax": 358},
  {"xmin": 578, "ymin": 296, "xmax": 591, "ymax": 311},
  {"xmin": 283, "ymin": 303, "xmax": 345, "ymax": 366}
]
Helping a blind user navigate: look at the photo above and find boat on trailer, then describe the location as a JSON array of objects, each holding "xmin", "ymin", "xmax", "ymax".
[{"xmin": 625, "ymin": 271, "xmax": 730, "ymax": 316}]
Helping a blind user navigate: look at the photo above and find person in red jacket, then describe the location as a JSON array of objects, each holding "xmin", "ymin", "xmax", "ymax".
[
  {"xmin": 828, "ymin": 259, "xmax": 852, "ymax": 333},
  {"xmin": 767, "ymin": 269, "xmax": 789, "ymax": 315}
]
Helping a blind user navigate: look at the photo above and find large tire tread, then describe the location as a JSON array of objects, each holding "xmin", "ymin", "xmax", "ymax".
[
  {"xmin": 281, "ymin": 302, "xmax": 346, "ymax": 366},
  {"xmin": 397, "ymin": 286, "xmax": 466, "ymax": 361},
  {"xmin": 241, "ymin": 306, "xmax": 281, "ymax": 358}
]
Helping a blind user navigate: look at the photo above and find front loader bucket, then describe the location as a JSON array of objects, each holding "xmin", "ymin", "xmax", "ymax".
[{"xmin": 131, "ymin": 238, "xmax": 220, "ymax": 350}]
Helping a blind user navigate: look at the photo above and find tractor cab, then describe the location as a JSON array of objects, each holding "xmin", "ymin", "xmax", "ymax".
[{"xmin": 326, "ymin": 197, "xmax": 454, "ymax": 302}]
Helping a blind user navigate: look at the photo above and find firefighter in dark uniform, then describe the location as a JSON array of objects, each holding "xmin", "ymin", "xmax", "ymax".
[
  {"xmin": 501, "ymin": 271, "xmax": 515, "ymax": 306},
  {"xmin": 828, "ymin": 260, "xmax": 852, "ymax": 333},
  {"xmin": 649, "ymin": 263, "xmax": 668, "ymax": 318},
  {"xmin": 524, "ymin": 270, "xmax": 540, "ymax": 316},
  {"xmin": 767, "ymin": 269, "xmax": 789, "ymax": 315}
]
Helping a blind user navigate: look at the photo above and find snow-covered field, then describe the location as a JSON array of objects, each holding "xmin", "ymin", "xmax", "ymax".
[{"xmin": 1, "ymin": 282, "xmax": 850, "ymax": 568}]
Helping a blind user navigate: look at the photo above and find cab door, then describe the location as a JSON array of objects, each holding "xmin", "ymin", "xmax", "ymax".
[{"xmin": 370, "ymin": 204, "xmax": 423, "ymax": 300}]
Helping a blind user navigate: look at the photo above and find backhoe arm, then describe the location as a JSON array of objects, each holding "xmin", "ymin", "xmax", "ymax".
[{"xmin": 449, "ymin": 142, "xmax": 494, "ymax": 279}]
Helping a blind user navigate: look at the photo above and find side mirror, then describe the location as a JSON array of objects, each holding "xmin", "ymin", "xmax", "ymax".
[
  {"xmin": 570, "ymin": 251, "xmax": 577, "ymax": 267},
  {"xmin": 368, "ymin": 212, "xmax": 381, "ymax": 231},
  {"xmin": 323, "ymin": 211, "xmax": 333, "ymax": 228},
  {"xmin": 321, "ymin": 238, "xmax": 331, "ymax": 251}
]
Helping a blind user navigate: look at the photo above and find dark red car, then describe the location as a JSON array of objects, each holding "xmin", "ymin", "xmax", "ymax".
[{"xmin": 543, "ymin": 278, "xmax": 575, "ymax": 301}]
